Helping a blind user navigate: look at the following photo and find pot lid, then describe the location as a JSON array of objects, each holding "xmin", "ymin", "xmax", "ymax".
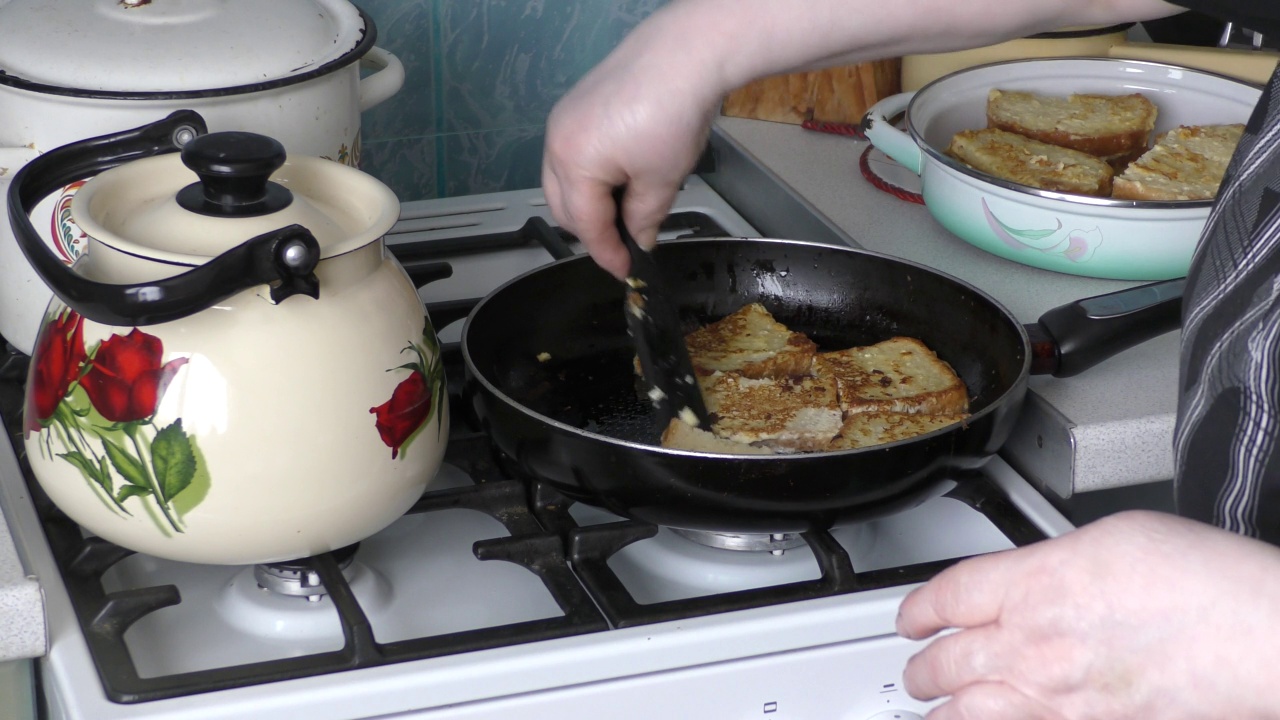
[
  {"xmin": 0, "ymin": 0, "xmax": 372, "ymax": 94},
  {"xmin": 71, "ymin": 131, "xmax": 399, "ymax": 266}
]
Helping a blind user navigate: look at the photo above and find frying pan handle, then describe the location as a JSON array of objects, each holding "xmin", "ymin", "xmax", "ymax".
[{"xmin": 1028, "ymin": 278, "xmax": 1184, "ymax": 377}]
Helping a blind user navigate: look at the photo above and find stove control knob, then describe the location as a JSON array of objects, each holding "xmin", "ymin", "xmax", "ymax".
[{"xmin": 865, "ymin": 712, "xmax": 925, "ymax": 720}]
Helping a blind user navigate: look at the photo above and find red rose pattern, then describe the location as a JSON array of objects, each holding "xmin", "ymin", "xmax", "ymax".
[
  {"xmin": 370, "ymin": 370, "xmax": 432, "ymax": 459},
  {"xmin": 26, "ymin": 309, "xmax": 88, "ymax": 433},
  {"xmin": 28, "ymin": 317, "xmax": 199, "ymax": 532},
  {"xmin": 80, "ymin": 329, "xmax": 189, "ymax": 423}
]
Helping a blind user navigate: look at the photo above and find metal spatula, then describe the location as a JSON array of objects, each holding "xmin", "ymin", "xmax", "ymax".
[{"xmin": 615, "ymin": 191, "xmax": 711, "ymax": 431}]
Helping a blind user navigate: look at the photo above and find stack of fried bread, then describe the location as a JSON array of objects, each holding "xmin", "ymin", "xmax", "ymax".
[
  {"xmin": 656, "ymin": 303, "xmax": 969, "ymax": 454},
  {"xmin": 946, "ymin": 88, "xmax": 1243, "ymax": 201},
  {"xmin": 1111, "ymin": 123, "xmax": 1244, "ymax": 201}
]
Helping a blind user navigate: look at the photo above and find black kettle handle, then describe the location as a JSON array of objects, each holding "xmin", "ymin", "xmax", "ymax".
[{"xmin": 7, "ymin": 110, "xmax": 322, "ymax": 327}]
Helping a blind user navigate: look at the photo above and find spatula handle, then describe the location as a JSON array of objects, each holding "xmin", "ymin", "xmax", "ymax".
[
  {"xmin": 613, "ymin": 187, "xmax": 650, "ymax": 270},
  {"xmin": 613, "ymin": 187, "xmax": 712, "ymax": 430}
]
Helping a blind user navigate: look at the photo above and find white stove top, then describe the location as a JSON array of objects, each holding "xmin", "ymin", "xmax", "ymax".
[
  {"xmin": 14, "ymin": 439, "xmax": 1069, "ymax": 720},
  {"xmin": 0, "ymin": 179, "xmax": 1076, "ymax": 720}
]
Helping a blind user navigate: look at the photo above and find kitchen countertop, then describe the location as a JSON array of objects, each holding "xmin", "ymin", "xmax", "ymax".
[
  {"xmin": 0, "ymin": 351, "xmax": 47, "ymax": 665},
  {"xmin": 0, "ymin": 427, "xmax": 45, "ymax": 663},
  {"xmin": 714, "ymin": 116, "xmax": 1179, "ymax": 497}
]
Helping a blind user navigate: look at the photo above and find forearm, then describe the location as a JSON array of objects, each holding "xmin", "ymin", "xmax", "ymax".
[
  {"xmin": 542, "ymin": 0, "xmax": 1188, "ymax": 278},
  {"xmin": 625, "ymin": 0, "xmax": 1186, "ymax": 101}
]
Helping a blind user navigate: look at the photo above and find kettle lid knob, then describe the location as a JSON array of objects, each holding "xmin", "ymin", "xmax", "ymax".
[{"xmin": 176, "ymin": 131, "xmax": 294, "ymax": 217}]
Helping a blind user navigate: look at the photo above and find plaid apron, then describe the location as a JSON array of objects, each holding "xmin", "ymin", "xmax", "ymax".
[{"xmin": 1175, "ymin": 61, "xmax": 1280, "ymax": 542}]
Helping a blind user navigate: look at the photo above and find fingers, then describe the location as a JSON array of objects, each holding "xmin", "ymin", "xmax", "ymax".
[
  {"xmin": 542, "ymin": 165, "xmax": 682, "ymax": 281},
  {"xmin": 542, "ymin": 165, "xmax": 630, "ymax": 280},
  {"xmin": 896, "ymin": 548, "xmax": 1027, "ymax": 640},
  {"xmin": 569, "ymin": 184, "xmax": 628, "ymax": 280},
  {"xmin": 924, "ymin": 681, "xmax": 1064, "ymax": 720},
  {"xmin": 619, "ymin": 178, "xmax": 682, "ymax": 252},
  {"xmin": 903, "ymin": 625, "xmax": 1007, "ymax": 701}
]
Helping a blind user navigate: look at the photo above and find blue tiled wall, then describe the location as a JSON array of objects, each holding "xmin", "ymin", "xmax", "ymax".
[{"xmin": 357, "ymin": 0, "xmax": 664, "ymax": 202}]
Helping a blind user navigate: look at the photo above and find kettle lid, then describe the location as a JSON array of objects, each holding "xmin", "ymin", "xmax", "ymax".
[{"xmin": 70, "ymin": 130, "xmax": 399, "ymax": 266}]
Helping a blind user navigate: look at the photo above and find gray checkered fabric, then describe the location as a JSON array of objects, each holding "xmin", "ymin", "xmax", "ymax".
[{"xmin": 1175, "ymin": 61, "xmax": 1280, "ymax": 542}]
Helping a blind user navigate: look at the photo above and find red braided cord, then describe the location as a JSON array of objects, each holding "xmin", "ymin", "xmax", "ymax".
[
  {"xmin": 800, "ymin": 118, "xmax": 924, "ymax": 205},
  {"xmin": 800, "ymin": 118, "xmax": 867, "ymax": 139},
  {"xmin": 858, "ymin": 146, "xmax": 925, "ymax": 205}
]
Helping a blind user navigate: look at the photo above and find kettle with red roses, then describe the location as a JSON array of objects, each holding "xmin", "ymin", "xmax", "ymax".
[
  {"xmin": 11, "ymin": 114, "xmax": 449, "ymax": 565},
  {"xmin": 26, "ymin": 304, "xmax": 450, "ymax": 535},
  {"xmin": 26, "ymin": 307, "xmax": 446, "ymax": 537}
]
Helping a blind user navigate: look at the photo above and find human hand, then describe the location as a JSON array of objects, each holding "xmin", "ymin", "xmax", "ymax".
[
  {"xmin": 896, "ymin": 509, "xmax": 1280, "ymax": 719},
  {"xmin": 542, "ymin": 15, "xmax": 723, "ymax": 280}
]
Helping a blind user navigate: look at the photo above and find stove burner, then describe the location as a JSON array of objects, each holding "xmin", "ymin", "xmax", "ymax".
[
  {"xmin": 255, "ymin": 544, "xmax": 359, "ymax": 601},
  {"xmin": 670, "ymin": 529, "xmax": 807, "ymax": 554}
]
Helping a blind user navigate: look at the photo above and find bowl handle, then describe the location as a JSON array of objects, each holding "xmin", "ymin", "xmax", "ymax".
[
  {"xmin": 860, "ymin": 91, "xmax": 923, "ymax": 175},
  {"xmin": 7, "ymin": 111, "xmax": 322, "ymax": 328}
]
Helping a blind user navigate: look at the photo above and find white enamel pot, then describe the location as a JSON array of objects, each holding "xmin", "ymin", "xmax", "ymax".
[
  {"xmin": 9, "ymin": 112, "xmax": 446, "ymax": 566},
  {"xmin": 861, "ymin": 57, "xmax": 1261, "ymax": 281},
  {"xmin": 0, "ymin": 0, "xmax": 406, "ymax": 355}
]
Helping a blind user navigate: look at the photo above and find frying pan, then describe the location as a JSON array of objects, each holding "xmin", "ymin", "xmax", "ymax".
[{"xmin": 462, "ymin": 238, "xmax": 1180, "ymax": 533}]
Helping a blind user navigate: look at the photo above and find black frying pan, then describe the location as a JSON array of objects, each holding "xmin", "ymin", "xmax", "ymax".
[{"xmin": 461, "ymin": 238, "xmax": 1180, "ymax": 533}]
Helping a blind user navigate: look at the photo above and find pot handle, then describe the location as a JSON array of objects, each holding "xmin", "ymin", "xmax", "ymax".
[
  {"xmin": 7, "ymin": 110, "xmax": 323, "ymax": 328},
  {"xmin": 0, "ymin": 146, "xmax": 40, "ymax": 225},
  {"xmin": 1027, "ymin": 278, "xmax": 1184, "ymax": 378},
  {"xmin": 860, "ymin": 92, "xmax": 922, "ymax": 175},
  {"xmin": 359, "ymin": 46, "xmax": 406, "ymax": 112}
]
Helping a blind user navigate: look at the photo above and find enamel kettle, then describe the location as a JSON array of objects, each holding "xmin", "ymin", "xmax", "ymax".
[{"xmin": 8, "ymin": 111, "xmax": 447, "ymax": 565}]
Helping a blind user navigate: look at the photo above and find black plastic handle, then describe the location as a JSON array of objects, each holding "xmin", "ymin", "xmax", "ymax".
[
  {"xmin": 175, "ymin": 131, "xmax": 294, "ymax": 217},
  {"xmin": 612, "ymin": 187, "xmax": 711, "ymax": 429},
  {"xmin": 1027, "ymin": 278, "xmax": 1184, "ymax": 377},
  {"xmin": 7, "ymin": 110, "xmax": 322, "ymax": 327}
]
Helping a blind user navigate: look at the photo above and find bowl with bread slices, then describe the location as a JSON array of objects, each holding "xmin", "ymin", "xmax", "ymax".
[{"xmin": 861, "ymin": 57, "xmax": 1261, "ymax": 280}]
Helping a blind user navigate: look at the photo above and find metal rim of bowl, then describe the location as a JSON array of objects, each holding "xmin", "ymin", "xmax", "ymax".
[{"xmin": 907, "ymin": 55, "xmax": 1257, "ymax": 210}]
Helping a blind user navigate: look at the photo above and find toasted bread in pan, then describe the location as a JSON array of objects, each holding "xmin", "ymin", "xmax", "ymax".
[
  {"xmin": 684, "ymin": 302, "xmax": 818, "ymax": 378},
  {"xmin": 826, "ymin": 411, "xmax": 969, "ymax": 451},
  {"xmin": 700, "ymin": 371, "xmax": 843, "ymax": 452},
  {"xmin": 814, "ymin": 337, "xmax": 969, "ymax": 416},
  {"xmin": 660, "ymin": 418, "xmax": 776, "ymax": 454}
]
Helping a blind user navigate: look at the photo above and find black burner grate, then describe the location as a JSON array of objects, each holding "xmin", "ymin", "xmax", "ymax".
[
  {"xmin": 392, "ymin": 210, "xmax": 733, "ymax": 269},
  {"xmin": 528, "ymin": 469, "xmax": 1043, "ymax": 629}
]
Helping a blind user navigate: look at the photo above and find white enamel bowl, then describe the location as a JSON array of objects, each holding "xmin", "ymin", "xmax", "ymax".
[{"xmin": 862, "ymin": 57, "xmax": 1262, "ymax": 280}]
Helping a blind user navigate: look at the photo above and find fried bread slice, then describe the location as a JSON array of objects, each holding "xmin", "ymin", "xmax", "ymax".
[
  {"xmin": 701, "ymin": 371, "xmax": 842, "ymax": 452},
  {"xmin": 986, "ymin": 89, "xmax": 1157, "ymax": 158},
  {"xmin": 814, "ymin": 337, "xmax": 969, "ymax": 416},
  {"xmin": 946, "ymin": 127, "xmax": 1114, "ymax": 196},
  {"xmin": 660, "ymin": 418, "xmax": 777, "ymax": 455},
  {"xmin": 1111, "ymin": 123, "xmax": 1244, "ymax": 201},
  {"xmin": 826, "ymin": 411, "xmax": 969, "ymax": 450},
  {"xmin": 684, "ymin": 302, "xmax": 817, "ymax": 378}
]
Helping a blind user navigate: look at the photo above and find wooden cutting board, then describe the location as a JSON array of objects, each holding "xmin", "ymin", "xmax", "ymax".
[{"xmin": 720, "ymin": 59, "xmax": 901, "ymax": 125}]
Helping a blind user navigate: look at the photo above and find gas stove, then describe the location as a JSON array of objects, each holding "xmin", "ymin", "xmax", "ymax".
[{"xmin": 0, "ymin": 129, "xmax": 1074, "ymax": 720}]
